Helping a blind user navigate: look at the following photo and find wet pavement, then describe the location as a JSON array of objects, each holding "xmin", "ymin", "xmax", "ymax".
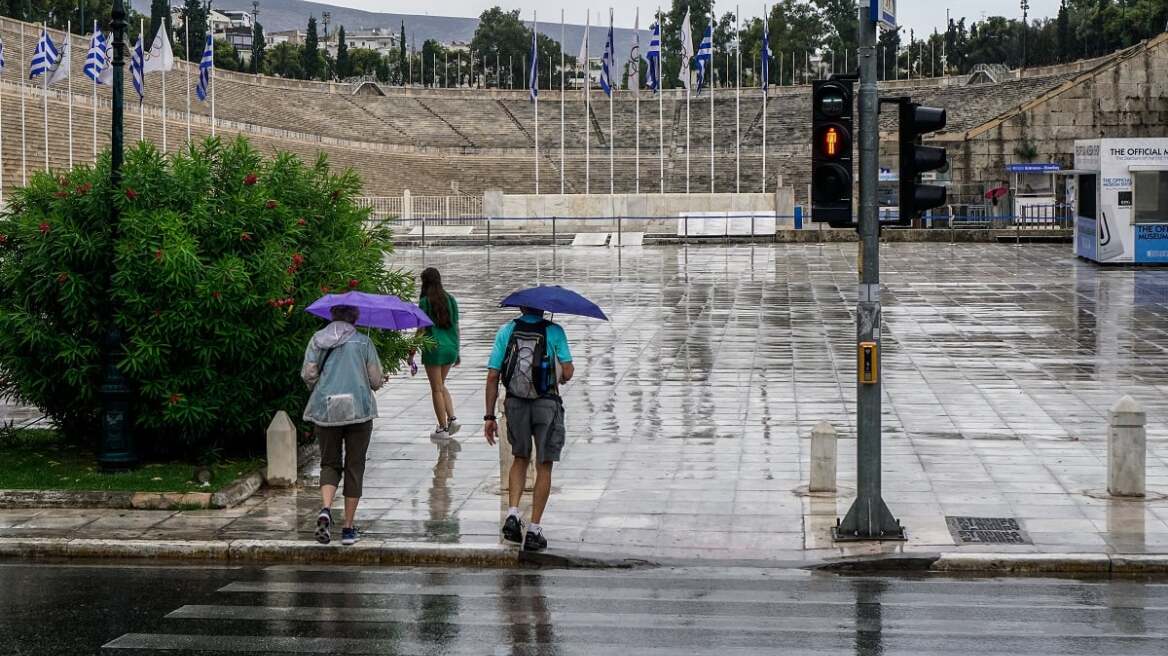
[
  {"xmin": 5, "ymin": 243, "xmax": 1168, "ymax": 562},
  {"xmin": 1, "ymin": 561, "xmax": 1166, "ymax": 654}
]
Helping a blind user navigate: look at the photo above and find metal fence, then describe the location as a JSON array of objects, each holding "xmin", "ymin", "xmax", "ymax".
[
  {"xmin": 923, "ymin": 203, "xmax": 1074, "ymax": 230},
  {"xmin": 357, "ymin": 195, "xmax": 483, "ymax": 227}
]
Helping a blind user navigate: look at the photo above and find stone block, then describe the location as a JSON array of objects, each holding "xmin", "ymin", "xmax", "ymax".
[
  {"xmin": 809, "ymin": 421, "xmax": 837, "ymax": 493},
  {"xmin": 1108, "ymin": 395, "xmax": 1146, "ymax": 498},
  {"xmin": 265, "ymin": 411, "xmax": 297, "ymax": 487}
]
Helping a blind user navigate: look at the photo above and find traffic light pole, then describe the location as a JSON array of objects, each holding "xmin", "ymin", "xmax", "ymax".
[{"xmin": 835, "ymin": 4, "xmax": 904, "ymax": 541}]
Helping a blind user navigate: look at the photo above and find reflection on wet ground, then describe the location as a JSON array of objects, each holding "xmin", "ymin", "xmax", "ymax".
[{"xmin": 6, "ymin": 243, "xmax": 1168, "ymax": 562}]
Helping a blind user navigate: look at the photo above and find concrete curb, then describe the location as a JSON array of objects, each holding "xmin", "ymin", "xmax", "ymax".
[
  {"xmin": 0, "ymin": 468, "xmax": 266, "ymax": 511},
  {"xmin": 815, "ymin": 551, "xmax": 1168, "ymax": 576},
  {"xmin": 0, "ymin": 537, "xmax": 652, "ymax": 569}
]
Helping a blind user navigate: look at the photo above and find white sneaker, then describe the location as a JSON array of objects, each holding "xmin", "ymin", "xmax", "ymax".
[
  {"xmin": 430, "ymin": 426, "xmax": 450, "ymax": 441},
  {"xmin": 446, "ymin": 418, "xmax": 461, "ymax": 436}
]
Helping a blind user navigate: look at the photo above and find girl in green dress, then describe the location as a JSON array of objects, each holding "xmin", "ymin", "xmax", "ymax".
[{"xmin": 417, "ymin": 267, "xmax": 460, "ymax": 440}]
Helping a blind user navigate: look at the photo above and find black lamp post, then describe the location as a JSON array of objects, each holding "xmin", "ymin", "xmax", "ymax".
[{"xmin": 97, "ymin": 0, "xmax": 136, "ymax": 470}]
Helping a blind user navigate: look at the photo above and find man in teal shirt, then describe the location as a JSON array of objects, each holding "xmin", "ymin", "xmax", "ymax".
[{"xmin": 484, "ymin": 307, "xmax": 573, "ymax": 552}]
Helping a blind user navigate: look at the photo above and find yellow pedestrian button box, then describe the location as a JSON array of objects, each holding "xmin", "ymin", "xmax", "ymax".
[{"xmin": 858, "ymin": 342, "xmax": 878, "ymax": 384}]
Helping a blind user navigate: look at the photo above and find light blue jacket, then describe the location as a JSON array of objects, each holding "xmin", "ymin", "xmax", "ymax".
[{"xmin": 301, "ymin": 322, "xmax": 384, "ymax": 426}]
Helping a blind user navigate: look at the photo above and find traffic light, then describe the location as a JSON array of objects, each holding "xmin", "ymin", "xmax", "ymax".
[
  {"xmin": 897, "ymin": 102, "xmax": 948, "ymax": 222},
  {"xmin": 811, "ymin": 80, "xmax": 854, "ymax": 228}
]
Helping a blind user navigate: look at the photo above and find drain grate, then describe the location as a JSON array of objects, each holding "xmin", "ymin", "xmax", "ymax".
[{"xmin": 945, "ymin": 516, "xmax": 1031, "ymax": 545}]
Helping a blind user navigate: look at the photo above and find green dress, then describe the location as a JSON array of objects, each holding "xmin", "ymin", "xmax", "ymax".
[{"xmin": 419, "ymin": 294, "xmax": 459, "ymax": 366}]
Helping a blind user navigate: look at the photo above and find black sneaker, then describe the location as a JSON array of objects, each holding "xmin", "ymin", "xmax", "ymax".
[
  {"xmin": 523, "ymin": 530, "xmax": 547, "ymax": 552},
  {"xmin": 314, "ymin": 508, "xmax": 332, "ymax": 545},
  {"xmin": 502, "ymin": 515, "xmax": 523, "ymax": 544}
]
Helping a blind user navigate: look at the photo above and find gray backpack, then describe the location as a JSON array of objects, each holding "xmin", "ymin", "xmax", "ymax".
[{"xmin": 500, "ymin": 319, "xmax": 554, "ymax": 400}]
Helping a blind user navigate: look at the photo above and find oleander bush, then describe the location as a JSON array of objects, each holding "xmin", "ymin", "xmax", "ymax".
[{"xmin": 0, "ymin": 137, "xmax": 414, "ymax": 457}]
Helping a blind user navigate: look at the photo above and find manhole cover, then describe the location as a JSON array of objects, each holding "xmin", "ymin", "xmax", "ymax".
[{"xmin": 945, "ymin": 516, "xmax": 1031, "ymax": 545}]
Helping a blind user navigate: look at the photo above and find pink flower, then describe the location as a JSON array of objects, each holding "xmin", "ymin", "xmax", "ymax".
[
  {"xmin": 243, "ymin": 173, "xmax": 258, "ymax": 186},
  {"xmin": 125, "ymin": 188, "xmax": 139, "ymax": 200},
  {"xmin": 38, "ymin": 223, "xmax": 50, "ymax": 235},
  {"xmin": 265, "ymin": 200, "xmax": 278, "ymax": 209},
  {"xmin": 348, "ymin": 279, "xmax": 359, "ymax": 289}
]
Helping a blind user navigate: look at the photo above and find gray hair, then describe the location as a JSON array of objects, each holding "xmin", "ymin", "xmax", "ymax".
[{"xmin": 330, "ymin": 305, "xmax": 360, "ymax": 324}]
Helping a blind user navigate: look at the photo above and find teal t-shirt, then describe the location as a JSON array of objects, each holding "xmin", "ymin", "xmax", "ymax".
[
  {"xmin": 488, "ymin": 314, "xmax": 572, "ymax": 370},
  {"xmin": 419, "ymin": 294, "xmax": 459, "ymax": 366}
]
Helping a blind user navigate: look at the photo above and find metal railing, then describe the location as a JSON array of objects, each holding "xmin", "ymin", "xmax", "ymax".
[{"xmin": 358, "ymin": 195, "xmax": 483, "ymax": 226}]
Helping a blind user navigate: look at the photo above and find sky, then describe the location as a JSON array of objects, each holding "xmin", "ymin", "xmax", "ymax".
[{"xmin": 320, "ymin": 1, "xmax": 1063, "ymax": 34}]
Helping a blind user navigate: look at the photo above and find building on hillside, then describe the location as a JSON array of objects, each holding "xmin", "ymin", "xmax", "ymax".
[
  {"xmin": 220, "ymin": 26, "xmax": 254, "ymax": 63},
  {"xmin": 326, "ymin": 28, "xmax": 398, "ymax": 56},
  {"xmin": 267, "ymin": 29, "xmax": 304, "ymax": 46},
  {"xmin": 219, "ymin": 10, "xmax": 255, "ymax": 30},
  {"xmin": 170, "ymin": 7, "xmax": 233, "ymax": 33}
]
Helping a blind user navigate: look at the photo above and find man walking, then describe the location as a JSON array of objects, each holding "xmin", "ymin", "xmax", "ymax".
[{"xmin": 484, "ymin": 306, "xmax": 573, "ymax": 552}]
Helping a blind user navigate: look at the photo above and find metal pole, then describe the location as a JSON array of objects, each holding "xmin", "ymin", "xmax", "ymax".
[
  {"xmin": 560, "ymin": 10, "xmax": 565, "ymax": 194},
  {"xmin": 835, "ymin": 5, "xmax": 902, "ymax": 541},
  {"xmin": 98, "ymin": 0, "xmax": 136, "ymax": 470},
  {"xmin": 735, "ymin": 5, "xmax": 740, "ymax": 194}
]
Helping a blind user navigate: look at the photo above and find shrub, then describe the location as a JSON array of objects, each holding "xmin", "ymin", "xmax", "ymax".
[{"xmin": 0, "ymin": 137, "xmax": 414, "ymax": 457}]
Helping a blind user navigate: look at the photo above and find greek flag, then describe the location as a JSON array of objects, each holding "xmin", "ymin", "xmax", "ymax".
[
  {"xmin": 84, "ymin": 29, "xmax": 108, "ymax": 84},
  {"xmin": 695, "ymin": 23, "xmax": 712, "ymax": 94},
  {"xmin": 0, "ymin": 38, "xmax": 6, "ymax": 74},
  {"xmin": 599, "ymin": 18, "xmax": 615, "ymax": 97},
  {"xmin": 647, "ymin": 21, "xmax": 661, "ymax": 92},
  {"xmin": 761, "ymin": 17, "xmax": 771, "ymax": 91},
  {"xmin": 130, "ymin": 34, "xmax": 144, "ymax": 101},
  {"xmin": 196, "ymin": 33, "xmax": 212, "ymax": 101},
  {"xmin": 29, "ymin": 28, "xmax": 58, "ymax": 80},
  {"xmin": 527, "ymin": 26, "xmax": 537, "ymax": 101}
]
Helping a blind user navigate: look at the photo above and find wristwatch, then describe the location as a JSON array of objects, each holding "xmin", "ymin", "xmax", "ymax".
[{"xmin": 483, "ymin": 414, "xmax": 497, "ymax": 421}]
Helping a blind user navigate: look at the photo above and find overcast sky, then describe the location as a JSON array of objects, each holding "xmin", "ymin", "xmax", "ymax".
[{"xmin": 321, "ymin": 1, "xmax": 1063, "ymax": 34}]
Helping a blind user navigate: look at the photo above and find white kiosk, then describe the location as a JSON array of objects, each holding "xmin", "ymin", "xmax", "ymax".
[{"xmin": 1072, "ymin": 138, "xmax": 1168, "ymax": 264}]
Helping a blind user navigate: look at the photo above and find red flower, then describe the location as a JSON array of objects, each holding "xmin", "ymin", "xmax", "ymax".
[
  {"xmin": 56, "ymin": 272, "xmax": 69, "ymax": 285},
  {"xmin": 211, "ymin": 291, "xmax": 221, "ymax": 300},
  {"xmin": 167, "ymin": 393, "xmax": 182, "ymax": 406},
  {"xmin": 125, "ymin": 188, "xmax": 139, "ymax": 200},
  {"xmin": 348, "ymin": 279, "xmax": 359, "ymax": 289},
  {"xmin": 153, "ymin": 249, "xmax": 164, "ymax": 262},
  {"xmin": 240, "ymin": 232, "xmax": 252, "ymax": 242},
  {"xmin": 53, "ymin": 190, "xmax": 69, "ymax": 199},
  {"xmin": 297, "ymin": 217, "xmax": 307, "ymax": 226},
  {"xmin": 38, "ymin": 223, "xmax": 50, "ymax": 235},
  {"xmin": 0, "ymin": 234, "xmax": 7, "ymax": 245},
  {"xmin": 76, "ymin": 182, "xmax": 92, "ymax": 195},
  {"xmin": 57, "ymin": 176, "xmax": 68, "ymax": 187},
  {"xmin": 152, "ymin": 308, "xmax": 162, "ymax": 318},
  {"xmin": 265, "ymin": 200, "xmax": 278, "ymax": 210},
  {"xmin": 320, "ymin": 285, "xmax": 331, "ymax": 294},
  {"xmin": 243, "ymin": 173, "xmax": 258, "ymax": 186}
]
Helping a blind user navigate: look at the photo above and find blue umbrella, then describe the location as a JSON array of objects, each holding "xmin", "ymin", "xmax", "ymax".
[
  {"xmin": 306, "ymin": 291, "xmax": 433, "ymax": 331},
  {"xmin": 500, "ymin": 285, "xmax": 608, "ymax": 321}
]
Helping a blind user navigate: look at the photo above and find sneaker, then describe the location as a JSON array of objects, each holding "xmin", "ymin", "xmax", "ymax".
[
  {"xmin": 502, "ymin": 515, "xmax": 523, "ymax": 545},
  {"xmin": 446, "ymin": 417, "xmax": 462, "ymax": 436},
  {"xmin": 314, "ymin": 508, "xmax": 332, "ymax": 545},
  {"xmin": 430, "ymin": 425, "xmax": 450, "ymax": 441},
  {"xmin": 341, "ymin": 527, "xmax": 360, "ymax": 546},
  {"xmin": 523, "ymin": 530, "xmax": 547, "ymax": 552}
]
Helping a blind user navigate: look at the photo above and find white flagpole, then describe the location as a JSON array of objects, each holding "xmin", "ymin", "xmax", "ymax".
[
  {"xmin": 657, "ymin": 5, "xmax": 663, "ymax": 194},
  {"xmin": 608, "ymin": 9, "xmax": 613, "ymax": 196},
  {"xmin": 533, "ymin": 11, "xmax": 539, "ymax": 195},
  {"xmin": 161, "ymin": 43, "xmax": 167, "ymax": 152},
  {"xmin": 67, "ymin": 22, "xmax": 73, "ymax": 169},
  {"xmin": 42, "ymin": 23, "xmax": 49, "ymax": 172},
  {"xmin": 560, "ymin": 9, "xmax": 564, "ymax": 194},
  {"xmin": 210, "ymin": 33, "xmax": 216, "ymax": 135},
  {"xmin": 139, "ymin": 19, "xmax": 144, "ymax": 142},
  {"xmin": 20, "ymin": 22, "xmax": 26, "ymax": 185},
  {"xmin": 634, "ymin": 7, "xmax": 640, "ymax": 195},
  {"xmin": 762, "ymin": 5, "xmax": 767, "ymax": 194},
  {"xmin": 735, "ymin": 5, "xmax": 740, "ymax": 193},
  {"xmin": 709, "ymin": 9, "xmax": 714, "ymax": 194},
  {"xmin": 92, "ymin": 20, "xmax": 98, "ymax": 160},
  {"xmin": 584, "ymin": 10, "xmax": 590, "ymax": 195},
  {"xmin": 685, "ymin": 83, "xmax": 690, "ymax": 194},
  {"xmin": 185, "ymin": 18, "xmax": 191, "ymax": 144}
]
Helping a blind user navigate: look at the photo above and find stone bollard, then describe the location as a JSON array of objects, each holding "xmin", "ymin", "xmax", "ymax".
[
  {"xmin": 810, "ymin": 421, "xmax": 838, "ymax": 493},
  {"xmin": 1108, "ymin": 395, "xmax": 1146, "ymax": 498},
  {"xmin": 265, "ymin": 411, "xmax": 297, "ymax": 487}
]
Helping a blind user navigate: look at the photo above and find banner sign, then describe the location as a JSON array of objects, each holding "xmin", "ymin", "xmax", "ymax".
[
  {"xmin": 1006, "ymin": 163, "xmax": 1061, "ymax": 173},
  {"xmin": 868, "ymin": 0, "xmax": 896, "ymax": 28}
]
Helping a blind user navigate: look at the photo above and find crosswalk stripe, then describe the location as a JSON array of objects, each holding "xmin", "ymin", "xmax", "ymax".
[{"xmin": 164, "ymin": 603, "xmax": 1168, "ymax": 639}]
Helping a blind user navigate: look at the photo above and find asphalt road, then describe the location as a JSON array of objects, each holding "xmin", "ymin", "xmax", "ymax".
[{"xmin": 1, "ymin": 561, "xmax": 1167, "ymax": 655}]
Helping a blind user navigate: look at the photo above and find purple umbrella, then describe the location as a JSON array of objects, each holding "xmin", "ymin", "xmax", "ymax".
[{"xmin": 306, "ymin": 291, "xmax": 433, "ymax": 331}]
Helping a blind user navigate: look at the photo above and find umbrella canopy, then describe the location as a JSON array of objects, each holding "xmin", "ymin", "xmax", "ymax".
[
  {"xmin": 306, "ymin": 291, "xmax": 432, "ymax": 331},
  {"xmin": 985, "ymin": 186, "xmax": 1009, "ymax": 200},
  {"xmin": 501, "ymin": 285, "xmax": 608, "ymax": 321}
]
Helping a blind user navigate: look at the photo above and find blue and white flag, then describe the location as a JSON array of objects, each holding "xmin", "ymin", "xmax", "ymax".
[
  {"xmin": 761, "ymin": 14, "xmax": 771, "ymax": 91},
  {"xmin": 84, "ymin": 29, "xmax": 108, "ymax": 84},
  {"xmin": 599, "ymin": 15, "xmax": 615, "ymax": 97},
  {"xmin": 196, "ymin": 33, "xmax": 212, "ymax": 101},
  {"xmin": 527, "ymin": 24, "xmax": 538, "ymax": 101},
  {"xmin": 130, "ymin": 33, "xmax": 144, "ymax": 101},
  {"xmin": 0, "ymin": 38, "xmax": 6, "ymax": 75},
  {"xmin": 29, "ymin": 28, "xmax": 58, "ymax": 79},
  {"xmin": 695, "ymin": 22, "xmax": 713, "ymax": 94},
  {"xmin": 646, "ymin": 20, "xmax": 661, "ymax": 92}
]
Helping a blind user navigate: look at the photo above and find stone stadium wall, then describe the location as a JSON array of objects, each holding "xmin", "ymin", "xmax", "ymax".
[{"xmin": 0, "ymin": 16, "xmax": 1158, "ymax": 204}]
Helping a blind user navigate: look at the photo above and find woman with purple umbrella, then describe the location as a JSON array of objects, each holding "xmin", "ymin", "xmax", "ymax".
[{"xmin": 301, "ymin": 292, "xmax": 432, "ymax": 546}]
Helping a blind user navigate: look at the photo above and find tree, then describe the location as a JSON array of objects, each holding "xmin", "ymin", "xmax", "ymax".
[
  {"xmin": 876, "ymin": 24, "xmax": 901, "ymax": 79},
  {"xmin": 335, "ymin": 26, "xmax": 350, "ymax": 78},
  {"xmin": 469, "ymin": 8, "xmax": 564, "ymax": 91},
  {"xmin": 177, "ymin": 0, "xmax": 207, "ymax": 63},
  {"xmin": 420, "ymin": 39, "xmax": 447, "ymax": 87},
  {"xmin": 348, "ymin": 48, "xmax": 385, "ymax": 80},
  {"xmin": 303, "ymin": 15, "xmax": 320, "ymax": 79},
  {"xmin": 766, "ymin": 0, "xmax": 827, "ymax": 84},
  {"xmin": 0, "ymin": 138, "xmax": 415, "ymax": 456},
  {"xmin": 399, "ymin": 20, "xmax": 407, "ymax": 85},
  {"xmin": 264, "ymin": 41, "xmax": 304, "ymax": 79},
  {"xmin": 815, "ymin": 0, "xmax": 858, "ymax": 58},
  {"xmin": 214, "ymin": 38, "xmax": 242, "ymax": 72},
  {"xmin": 148, "ymin": 0, "xmax": 173, "ymax": 47},
  {"xmin": 251, "ymin": 21, "xmax": 266, "ymax": 73},
  {"xmin": 662, "ymin": 0, "xmax": 713, "ymax": 89}
]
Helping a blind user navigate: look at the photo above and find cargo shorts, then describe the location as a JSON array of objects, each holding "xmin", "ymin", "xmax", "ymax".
[{"xmin": 504, "ymin": 396, "xmax": 566, "ymax": 464}]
